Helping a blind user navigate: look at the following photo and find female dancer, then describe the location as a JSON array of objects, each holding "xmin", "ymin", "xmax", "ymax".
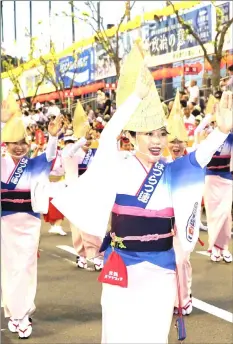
[
  {"xmin": 1, "ymin": 110, "xmax": 62, "ymax": 339},
  {"xmin": 52, "ymin": 45, "xmax": 232, "ymax": 343}
]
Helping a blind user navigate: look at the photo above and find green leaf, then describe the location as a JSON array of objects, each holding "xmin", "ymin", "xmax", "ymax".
[{"xmin": 118, "ymin": 242, "xmax": 126, "ymax": 249}]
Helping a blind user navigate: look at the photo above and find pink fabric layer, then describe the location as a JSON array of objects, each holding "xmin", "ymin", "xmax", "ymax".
[
  {"xmin": 112, "ymin": 204, "xmax": 174, "ymax": 218},
  {"xmin": 1, "ymin": 189, "xmax": 30, "ymax": 193},
  {"xmin": 173, "ymin": 236, "xmax": 192, "ymax": 308},
  {"xmin": 111, "ymin": 230, "xmax": 174, "ymax": 242},
  {"xmin": 204, "ymin": 175, "xmax": 232, "ymax": 250},
  {"xmin": 1, "ymin": 199, "xmax": 31, "ymax": 203},
  {"xmin": 212, "ymin": 155, "xmax": 231, "ymax": 159},
  {"xmin": 1, "ymin": 213, "xmax": 40, "ymax": 319}
]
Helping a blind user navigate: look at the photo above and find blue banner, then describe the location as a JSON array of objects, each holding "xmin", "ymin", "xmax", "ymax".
[
  {"xmin": 56, "ymin": 48, "xmax": 94, "ymax": 88},
  {"xmin": 217, "ymin": 2, "xmax": 230, "ymax": 25},
  {"xmin": 148, "ymin": 4, "xmax": 212, "ymax": 57}
]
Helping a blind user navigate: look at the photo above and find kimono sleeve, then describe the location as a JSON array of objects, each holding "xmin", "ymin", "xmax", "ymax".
[
  {"xmin": 30, "ymin": 153, "xmax": 53, "ymax": 178},
  {"xmin": 171, "ymin": 152, "xmax": 205, "ymax": 253}
]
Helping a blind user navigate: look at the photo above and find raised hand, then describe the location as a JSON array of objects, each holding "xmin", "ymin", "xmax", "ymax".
[
  {"xmin": 216, "ymin": 91, "xmax": 233, "ymax": 134},
  {"xmin": 48, "ymin": 115, "xmax": 64, "ymax": 136}
]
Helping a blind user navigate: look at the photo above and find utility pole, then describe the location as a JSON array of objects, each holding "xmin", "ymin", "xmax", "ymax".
[
  {"xmin": 29, "ymin": 1, "xmax": 32, "ymax": 37},
  {"xmin": 49, "ymin": 0, "xmax": 52, "ymax": 50},
  {"xmin": 13, "ymin": 0, "xmax": 17, "ymax": 41},
  {"xmin": 1, "ymin": 1, "xmax": 4, "ymax": 42},
  {"xmin": 97, "ymin": 1, "xmax": 101, "ymax": 31},
  {"xmin": 125, "ymin": 1, "xmax": 131, "ymax": 53},
  {"xmin": 70, "ymin": 0, "xmax": 75, "ymax": 43}
]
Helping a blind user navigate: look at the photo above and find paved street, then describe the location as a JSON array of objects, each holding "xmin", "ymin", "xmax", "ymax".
[{"xmin": 1, "ymin": 219, "xmax": 233, "ymax": 344}]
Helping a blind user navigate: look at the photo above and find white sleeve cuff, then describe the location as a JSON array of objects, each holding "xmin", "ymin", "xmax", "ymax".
[
  {"xmin": 195, "ymin": 128, "xmax": 229, "ymax": 168},
  {"xmin": 46, "ymin": 134, "xmax": 58, "ymax": 162},
  {"xmin": 68, "ymin": 137, "xmax": 87, "ymax": 157},
  {"xmin": 100, "ymin": 93, "xmax": 141, "ymax": 144}
]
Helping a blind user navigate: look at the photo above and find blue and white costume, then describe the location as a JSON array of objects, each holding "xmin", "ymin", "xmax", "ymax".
[
  {"xmin": 1, "ymin": 136, "xmax": 57, "ymax": 324},
  {"xmin": 52, "ymin": 93, "xmax": 229, "ymax": 343},
  {"xmin": 204, "ymin": 133, "xmax": 233, "ymax": 260}
]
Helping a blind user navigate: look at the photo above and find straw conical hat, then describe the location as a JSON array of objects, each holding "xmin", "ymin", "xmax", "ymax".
[
  {"xmin": 2, "ymin": 112, "xmax": 26, "ymax": 143},
  {"xmin": 205, "ymin": 94, "xmax": 217, "ymax": 115},
  {"xmin": 73, "ymin": 100, "xmax": 90, "ymax": 138},
  {"xmin": 167, "ymin": 90, "xmax": 188, "ymax": 142},
  {"xmin": 116, "ymin": 43, "xmax": 165, "ymax": 132}
]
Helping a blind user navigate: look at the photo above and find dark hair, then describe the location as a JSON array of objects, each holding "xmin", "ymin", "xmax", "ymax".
[
  {"xmin": 180, "ymin": 100, "xmax": 187, "ymax": 108},
  {"xmin": 105, "ymin": 92, "xmax": 110, "ymax": 98},
  {"xmin": 128, "ymin": 131, "xmax": 136, "ymax": 138},
  {"xmin": 214, "ymin": 90, "xmax": 222, "ymax": 99},
  {"xmin": 199, "ymin": 90, "xmax": 204, "ymax": 97},
  {"xmin": 192, "ymin": 109, "xmax": 201, "ymax": 117},
  {"xmin": 65, "ymin": 140, "xmax": 75, "ymax": 145},
  {"xmin": 96, "ymin": 128, "xmax": 103, "ymax": 134},
  {"xmin": 228, "ymin": 64, "xmax": 233, "ymax": 72},
  {"xmin": 37, "ymin": 124, "xmax": 44, "ymax": 130}
]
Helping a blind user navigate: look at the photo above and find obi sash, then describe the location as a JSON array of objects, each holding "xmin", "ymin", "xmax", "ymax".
[
  {"xmin": 6, "ymin": 157, "xmax": 29, "ymax": 190},
  {"xmin": 207, "ymin": 155, "xmax": 231, "ymax": 173},
  {"xmin": 100, "ymin": 160, "xmax": 173, "ymax": 252},
  {"xmin": 110, "ymin": 213, "xmax": 174, "ymax": 252},
  {"xmin": 1, "ymin": 190, "xmax": 33, "ymax": 212}
]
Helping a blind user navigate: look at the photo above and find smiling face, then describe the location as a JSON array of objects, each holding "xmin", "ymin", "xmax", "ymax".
[
  {"xmin": 120, "ymin": 138, "xmax": 131, "ymax": 151},
  {"xmin": 134, "ymin": 128, "xmax": 168, "ymax": 165},
  {"xmin": 7, "ymin": 139, "xmax": 29, "ymax": 158},
  {"xmin": 168, "ymin": 139, "xmax": 186, "ymax": 159}
]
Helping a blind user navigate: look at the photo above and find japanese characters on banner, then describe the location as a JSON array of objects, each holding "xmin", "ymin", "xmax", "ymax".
[
  {"xmin": 217, "ymin": 2, "xmax": 230, "ymax": 24},
  {"xmin": 56, "ymin": 47, "xmax": 95, "ymax": 88},
  {"xmin": 145, "ymin": 4, "xmax": 213, "ymax": 67},
  {"xmin": 217, "ymin": 2, "xmax": 232, "ymax": 51}
]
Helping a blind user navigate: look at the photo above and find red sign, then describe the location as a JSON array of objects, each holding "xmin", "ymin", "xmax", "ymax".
[
  {"xmin": 184, "ymin": 123, "xmax": 195, "ymax": 137},
  {"xmin": 35, "ymin": 129, "xmax": 45, "ymax": 145}
]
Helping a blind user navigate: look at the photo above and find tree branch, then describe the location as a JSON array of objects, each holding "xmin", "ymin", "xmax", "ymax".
[
  {"xmin": 217, "ymin": 17, "xmax": 233, "ymax": 57},
  {"xmin": 168, "ymin": 1, "xmax": 212, "ymax": 65}
]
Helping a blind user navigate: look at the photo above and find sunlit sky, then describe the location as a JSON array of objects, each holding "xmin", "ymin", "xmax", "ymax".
[{"xmin": 2, "ymin": 1, "xmax": 166, "ymax": 58}]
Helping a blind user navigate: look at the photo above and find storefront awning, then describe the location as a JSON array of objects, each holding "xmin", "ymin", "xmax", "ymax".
[{"xmin": 31, "ymin": 81, "xmax": 105, "ymax": 104}]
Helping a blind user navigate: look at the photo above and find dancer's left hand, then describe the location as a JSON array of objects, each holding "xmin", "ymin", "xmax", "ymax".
[
  {"xmin": 216, "ymin": 91, "xmax": 233, "ymax": 134},
  {"xmin": 48, "ymin": 115, "xmax": 64, "ymax": 136}
]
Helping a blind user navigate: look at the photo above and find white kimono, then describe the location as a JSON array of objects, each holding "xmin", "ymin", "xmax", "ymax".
[
  {"xmin": 1, "ymin": 135, "xmax": 57, "ymax": 320},
  {"xmin": 52, "ymin": 94, "xmax": 229, "ymax": 343}
]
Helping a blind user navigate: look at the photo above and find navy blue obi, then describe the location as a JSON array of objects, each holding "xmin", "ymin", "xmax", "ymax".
[
  {"xmin": 108, "ymin": 212, "xmax": 175, "ymax": 252},
  {"xmin": 207, "ymin": 155, "xmax": 231, "ymax": 173},
  {"xmin": 78, "ymin": 166, "xmax": 87, "ymax": 176},
  {"xmin": 1, "ymin": 190, "xmax": 33, "ymax": 212}
]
